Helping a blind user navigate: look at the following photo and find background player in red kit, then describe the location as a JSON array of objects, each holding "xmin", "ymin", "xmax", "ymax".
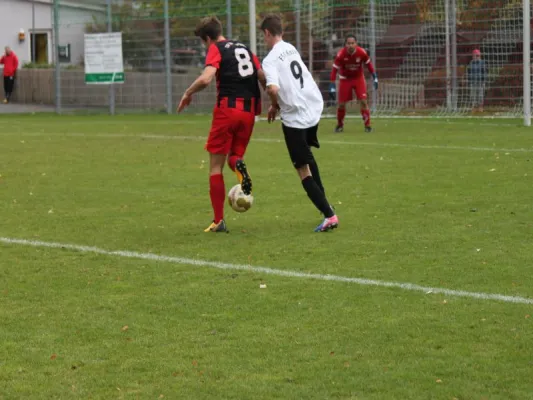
[
  {"xmin": 329, "ymin": 35, "xmax": 378, "ymax": 133},
  {"xmin": 178, "ymin": 16, "xmax": 265, "ymax": 233}
]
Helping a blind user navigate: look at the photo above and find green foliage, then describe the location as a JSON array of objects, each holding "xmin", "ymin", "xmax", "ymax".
[{"xmin": 22, "ymin": 62, "xmax": 54, "ymax": 69}]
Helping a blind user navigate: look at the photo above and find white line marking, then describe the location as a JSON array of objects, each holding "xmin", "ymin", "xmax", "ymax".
[
  {"xmin": 1, "ymin": 237, "xmax": 532, "ymax": 305},
  {"xmin": 2, "ymin": 132, "xmax": 533, "ymax": 153}
]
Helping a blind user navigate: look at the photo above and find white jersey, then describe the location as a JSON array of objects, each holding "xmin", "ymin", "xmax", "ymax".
[{"xmin": 262, "ymin": 40, "xmax": 323, "ymax": 129}]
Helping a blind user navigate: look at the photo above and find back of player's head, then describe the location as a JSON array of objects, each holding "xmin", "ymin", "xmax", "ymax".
[
  {"xmin": 194, "ymin": 16, "xmax": 222, "ymax": 41},
  {"xmin": 344, "ymin": 35, "xmax": 357, "ymax": 45},
  {"xmin": 260, "ymin": 14, "xmax": 283, "ymax": 36}
]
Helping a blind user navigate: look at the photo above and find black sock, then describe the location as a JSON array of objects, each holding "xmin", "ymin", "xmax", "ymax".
[
  {"xmin": 302, "ymin": 176, "xmax": 334, "ymax": 218},
  {"xmin": 309, "ymin": 161, "xmax": 325, "ymax": 194}
]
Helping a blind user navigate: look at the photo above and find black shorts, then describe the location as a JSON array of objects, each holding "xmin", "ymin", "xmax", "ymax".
[{"xmin": 282, "ymin": 124, "xmax": 320, "ymax": 169}]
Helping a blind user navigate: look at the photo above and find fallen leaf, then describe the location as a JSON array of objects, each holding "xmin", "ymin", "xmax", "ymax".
[
  {"xmin": 489, "ymin": 168, "xmax": 496, "ymax": 172},
  {"xmin": 526, "ymin": 315, "xmax": 530, "ymax": 319},
  {"xmin": 121, "ymin": 325, "xmax": 129, "ymax": 332},
  {"xmin": 442, "ymin": 300, "xmax": 448, "ymax": 304},
  {"xmin": 436, "ymin": 379, "xmax": 442, "ymax": 383},
  {"xmin": 159, "ymin": 395, "xmax": 164, "ymax": 399},
  {"xmin": 330, "ymin": 351, "xmax": 335, "ymax": 356},
  {"xmin": 192, "ymin": 360, "xmax": 198, "ymax": 367},
  {"xmin": 344, "ymin": 361, "xmax": 350, "ymax": 368},
  {"xmin": 50, "ymin": 354, "xmax": 57, "ymax": 360}
]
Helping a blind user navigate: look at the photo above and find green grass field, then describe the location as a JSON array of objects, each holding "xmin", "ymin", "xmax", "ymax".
[{"xmin": 1, "ymin": 114, "xmax": 532, "ymax": 399}]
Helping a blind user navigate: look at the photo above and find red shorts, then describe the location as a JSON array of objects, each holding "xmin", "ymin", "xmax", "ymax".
[
  {"xmin": 206, "ymin": 101, "xmax": 256, "ymax": 156},
  {"xmin": 338, "ymin": 76, "xmax": 367, "ymax": 103}
]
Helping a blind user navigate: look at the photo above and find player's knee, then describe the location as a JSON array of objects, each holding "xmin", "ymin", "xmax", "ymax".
[
  {"xmin": 296, "ymin": 165, "xmax": 312, "ymax": 180},
  {"xmin": 209, "ymin": 153, "xmax": 226, "ymax": 175},
  {"xmin": 338, "ymin": 103, "xmax": 346, "ymax": 110}
]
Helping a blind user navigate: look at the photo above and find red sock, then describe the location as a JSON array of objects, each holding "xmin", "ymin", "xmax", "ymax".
[
  {"xmin": 209, "ymin": 174, "xmax": 225, "ymax": 223},
  {"xmin": 337, "ymin": 107, "xmax": 346, "ymax": 127},
  {"xmin": 361, "ymin": 109, "xmax": 371, "ymax": 127},
  {"xmin": 227, "ymin": 155, "xmax": 239, "ymax": 172}
]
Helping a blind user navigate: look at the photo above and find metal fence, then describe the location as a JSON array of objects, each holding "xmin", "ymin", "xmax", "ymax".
[{"xmin": 10, "ymin": 0, "xmax": 533, "ymax": 121}]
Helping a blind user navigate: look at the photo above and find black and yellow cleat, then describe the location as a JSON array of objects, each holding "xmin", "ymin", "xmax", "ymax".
[
  {"xmin": 235, "ymin": 159, "xmax": 252, "ymax": 195},
  {"xmin": 204, "ymin": 219, "xmax": 229, "ymax": 233}
]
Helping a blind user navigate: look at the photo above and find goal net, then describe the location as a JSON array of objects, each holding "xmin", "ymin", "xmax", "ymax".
[{"xmin": 307, "ymin": 0, "xmax": 530, "ymax": 117}]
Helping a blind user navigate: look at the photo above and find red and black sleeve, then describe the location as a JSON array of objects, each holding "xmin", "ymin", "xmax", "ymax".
[{"xmin": 205, "ymin": 44, "xmax": 222, "ymax": 70}]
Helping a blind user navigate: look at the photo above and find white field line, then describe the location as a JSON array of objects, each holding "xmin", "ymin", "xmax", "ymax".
[
  {"xmin": 4, "ymin": 115, "xmax": 524, "ymax": 127},
  {"xmin": 2, "ymin": 132, "xmax": 533, "ymax": 153},
  {"xmin": 1, "ymin": 237, "xmax": 532, "ymax": 305}
]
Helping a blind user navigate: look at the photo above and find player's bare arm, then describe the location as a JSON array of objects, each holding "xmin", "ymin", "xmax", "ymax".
[
  {"xmin": 178, "ymin": 66, "xmax": 217, "ymax": 113},
  {"xmin": 257, "ymin": 69, "xmax": 267, "ymax": 90},
  {"xmin": 266, "ymin": 84, "xmax": 280, "ymax": 123}
]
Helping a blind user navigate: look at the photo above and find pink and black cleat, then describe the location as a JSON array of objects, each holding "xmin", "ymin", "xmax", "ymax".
[{"xmin": 314, "ymin": 215, "xmax": 339, "ymax": 232}]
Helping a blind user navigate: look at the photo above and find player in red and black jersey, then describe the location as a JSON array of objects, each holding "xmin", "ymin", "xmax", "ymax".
[
  {"xmin": 178, "ymin": 16, "xmax": 265, "ymax": 233},
  {"xmin": 329, "ymin": 35, "xmax": 378, "ymax": 133}
]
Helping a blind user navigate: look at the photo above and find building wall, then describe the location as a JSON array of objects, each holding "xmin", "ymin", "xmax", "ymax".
[
  {"xmin": 56, "ymin": 5, "xmax": 105, "ymax": 66},
  {"xmin": 0, "ymin": 0, "xmax": 104, "ymax": 68},
  {"xmin": 0, "ymin": 0, "xmax": 52, "ymax": 65}
]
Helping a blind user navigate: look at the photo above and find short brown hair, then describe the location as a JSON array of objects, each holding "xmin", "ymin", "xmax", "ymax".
[
  {"xmin": 260, "ymin": 14, "xmax": 283, "ymax": 36},
  {"xmin": 194, "ymin": 16, "xmax": 222, "ymax": 41}
]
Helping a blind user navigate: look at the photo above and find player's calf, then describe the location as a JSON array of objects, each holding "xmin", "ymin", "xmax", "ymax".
[{"xmin": 335, "ymin": 106, "xmax": 346, "ymax": 132}]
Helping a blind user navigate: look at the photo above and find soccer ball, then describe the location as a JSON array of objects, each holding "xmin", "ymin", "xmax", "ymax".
[{"xmin": 227, "ymin": 184, "xmax": 254, "ymax": 213}]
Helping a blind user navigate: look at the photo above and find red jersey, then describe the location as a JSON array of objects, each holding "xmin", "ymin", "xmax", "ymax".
[
  {"xmin": 0, "ymin": 52, "xmax": 19, "ymax": 77},
  {"xmin": 205, "ymin": 40, "xmax": 261, "ymax": 114},
  {"xmin": 331, "ymin": 46, "xmax": 374, "ymax": 81}
]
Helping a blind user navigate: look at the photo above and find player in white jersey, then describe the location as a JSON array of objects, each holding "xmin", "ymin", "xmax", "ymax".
[{"xmin": 260, "ymin": 14, "xmax": 338, "ymax": 232}]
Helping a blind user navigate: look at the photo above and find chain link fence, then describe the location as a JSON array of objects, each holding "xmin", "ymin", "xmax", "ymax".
[{"xmin": 9, "ymin": 0, "xmax": 533, "ymax": 119}]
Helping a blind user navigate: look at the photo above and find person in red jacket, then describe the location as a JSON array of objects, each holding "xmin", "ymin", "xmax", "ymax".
[
  {"xmin": 1, "ymin": 47, "xmax": 19, "ymax": 103},
  {"xmin": 329, "ymin": 35, "xmax": 378, "ymax": 133}
]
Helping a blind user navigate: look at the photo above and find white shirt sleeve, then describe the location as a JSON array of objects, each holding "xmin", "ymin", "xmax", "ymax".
[{"xmin": 262, "ymin": 57, "xmax": 280, "ymax": 88}]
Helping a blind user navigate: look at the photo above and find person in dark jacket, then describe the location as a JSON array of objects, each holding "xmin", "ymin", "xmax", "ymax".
[{"xmin": 467, "ymin": 49, "xmax": 487, "ymax": 112}]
